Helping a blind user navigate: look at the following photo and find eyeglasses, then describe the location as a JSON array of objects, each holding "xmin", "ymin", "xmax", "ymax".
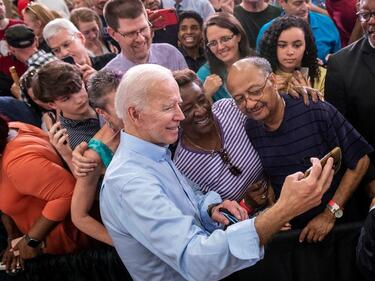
[
  {"xmin": 116, "ymin": 22, "xmax": 152, "ymax": 40},
  {"xmin": 206, "ymin": 34, "xmax": 235, "ymax": 49},
  {"xmin": 218, "ymin": 148, "xmax": 242, "ymax": 176},
  {"xmin": 357, "ymin": 10, "xmax": 375, "ymax": 22},
  {"xmin": 233, "ymin": 74, "xmax": 270, "ymax": 106},
  {"xmin": 50, "ymin": 34, "xmax": 76, "ymax": 55}
]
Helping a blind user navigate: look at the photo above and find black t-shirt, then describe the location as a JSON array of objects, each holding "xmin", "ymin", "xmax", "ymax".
[{"xmin": 234, "ymin": 4, "xmax": 282, "ymax": 49}]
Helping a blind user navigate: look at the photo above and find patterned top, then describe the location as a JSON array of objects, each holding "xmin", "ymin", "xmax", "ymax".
[
  {"xmin": 174, "ymin": 98, "xmax": 263, "ymax": 201},
  {"xmin": 245, "ymin": 95, "xmax": 373, "ymax": 227},
  {"xmin": 60, "ymin": 114, "xmax": 104, "ymax": 150}
]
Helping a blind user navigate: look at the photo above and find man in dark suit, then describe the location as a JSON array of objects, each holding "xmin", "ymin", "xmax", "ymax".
[{"xmin": 325, "ymin": 0, "xmax": 375, "ymax": 163}]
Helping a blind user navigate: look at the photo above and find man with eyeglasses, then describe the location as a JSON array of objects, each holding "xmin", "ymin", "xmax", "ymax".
[
  {"xmin": 325, "ymin": 0, "xmax": 375, "ymax": 166},
  {"xmin": 100, "ymin": 62, "xmax": 336, "ymax": 281},
  {"xmin": 103, "ymin": 0, "xmax": 187, "ymax": 76},
  {"xmin": 43, "ymin": 18, "xmax": 115, "ymax": 83},
  {"xmin": 227, "ymin": 57, "xmax": 372, "ymax": 245}
]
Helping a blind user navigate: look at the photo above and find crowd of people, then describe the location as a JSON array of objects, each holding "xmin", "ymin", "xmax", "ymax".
[{"xmin": 0, "ymin": 0, "xmax": 375, "ymax": 280}]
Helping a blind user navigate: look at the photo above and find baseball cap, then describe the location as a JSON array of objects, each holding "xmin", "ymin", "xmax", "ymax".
[{"xmin": 5, "ymin": 24, "xmax": 35, "ymax": 49}]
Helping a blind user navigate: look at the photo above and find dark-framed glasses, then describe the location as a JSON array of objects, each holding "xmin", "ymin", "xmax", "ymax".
[
  {"xmin": 357, "ymin": 10, "xmax": 375, "ymax": 22},
  {"xmin": 233, "ymin": 74, "xmax": 270, "ymax": 106},
  {"xmin": 206, "ymin": 34, "xmax": 235, "ymax": 49},
  {"xmin": 218, "ymin": 149, "xmax": 242, "ymax": 176},
  {"xmin": 117, "ymin": 22, "xmax": 152, "ymax": 40}
]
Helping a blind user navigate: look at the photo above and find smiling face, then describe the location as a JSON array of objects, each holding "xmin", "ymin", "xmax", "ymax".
[
  {"xmin": 135, "ymin": 79, "xmax": 185, "ymax": 146},
  {"xmin": 206, "ymin": 25, "xmax": 241, "ymax": 66},
  {"xmin": 228, "ymin": 64, "xmax": 278, "ymax": 123},
  {"xmin": 180, "ymin": 82, "xmax": 215, "ymax": 137},
  {"xmin": 109, "ymin": 14, "xmax": 152, "ymax": 64},
  {"xmin": 276, "ymin": 27, "xmax": 306, "ymax": 72},
  {"xmin": 178, "ymin": 17, "xmax": 202, "ymax": 49},
  {"xmin": 142, "ymin": 0, "xmax": 161, "ymax": 10},
  {"xmin": 0, "ymin": 0, "xmax": 6, "ymax": 20},
  {"xmin": 279, "ymin": 0, "xmax": 309, "ymax": 22},
  {"xmin": 359, "ymin": 0, "xmax": 375, "ymax": 46}
]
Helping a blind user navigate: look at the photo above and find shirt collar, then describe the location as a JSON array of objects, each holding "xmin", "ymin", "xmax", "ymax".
[{"xmin": 120, "ymin": 131, "xmax": 170, "ymax": 162}]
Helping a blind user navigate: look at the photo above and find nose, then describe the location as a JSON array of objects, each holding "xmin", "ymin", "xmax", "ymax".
[
  {"xmin": 60, "ymin": 48, "xmax": 70, "ymax": 59},
  {"xmin": 286, "ymin": 46, "xmax": 294, "ymax": 55},
  {"xmin": 175, "ymin": 104, "xmax": 185, "ymax": 121},
  {"xmin": 193, "ymin": 103, "xmax": 207, "ymax": 117},
  {"xmin": 244, "ymin": 96, "xmax": 258, "ymax": 111}
]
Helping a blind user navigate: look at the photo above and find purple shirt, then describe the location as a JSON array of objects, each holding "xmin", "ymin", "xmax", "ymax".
[{"xmin": 104, "ymin": 43, "xmax": 188, "ymax": 75}]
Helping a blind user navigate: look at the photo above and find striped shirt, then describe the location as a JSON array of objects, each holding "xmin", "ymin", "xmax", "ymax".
[
  {"xmin": 245, "ymin": 95, "xmax": 373, "ymax": 227},
  {"xmin": 174, "ymin": 98, "xmax": 263, "ymax": 201}
]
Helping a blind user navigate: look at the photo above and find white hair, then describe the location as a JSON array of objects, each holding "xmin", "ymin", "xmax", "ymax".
[
  {"xmin": 43, "ymin": 18, "xmax": 80, "ymax": 42},
  {"xmin": 115, "ymin": 64, "xmax": 174, "ymax": 122}
]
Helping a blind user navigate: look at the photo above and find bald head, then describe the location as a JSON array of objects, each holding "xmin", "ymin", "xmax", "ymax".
[{"xmin": 227, "ymin": 57, "xmax": 272, "ymax": 94}]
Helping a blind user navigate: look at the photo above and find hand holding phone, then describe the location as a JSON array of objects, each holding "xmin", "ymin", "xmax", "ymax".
[
  {"xmin": 304, "ymin": 147, "xmax": 342, "ymax": 178},
  {"xmin": 219, "ymin": 208, "xmax": 239, "ymax": 225}
]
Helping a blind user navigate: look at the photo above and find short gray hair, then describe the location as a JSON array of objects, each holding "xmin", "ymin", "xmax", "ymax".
[
  {"xmin": 243, "ymin": 56, "xmax": 273, "ymax": 77},
  {"xmin": 115, "ymin": 64, "xmax": 174, "ymax": 121},
  {"xmin": 43, "ymin": 18, "xmax": 79, "ymax": 42}
]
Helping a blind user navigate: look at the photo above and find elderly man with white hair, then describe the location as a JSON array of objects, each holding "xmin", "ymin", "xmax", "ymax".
[
  {"xmin": 99, "ymin": 63, "xmax": 335, "ymax": 281},
  {"xmin": 43, "ymin": 18, "xmax": 115, "ymax": 81}
]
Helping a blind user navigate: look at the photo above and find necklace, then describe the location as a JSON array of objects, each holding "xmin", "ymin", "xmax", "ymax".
[{"xmin": 182, "ymin": 122, "xmax": 242, "ymax": 176}]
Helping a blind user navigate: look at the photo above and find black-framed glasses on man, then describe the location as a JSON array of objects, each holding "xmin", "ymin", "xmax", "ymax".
[
  {"xmin": 206, "ymin": 34, "xmax": 235, "ymax": 49},
  {"xmin": 356, "ymin": 11, "xmax": 375, "ymax": 22},
  {"xmin": 233, "ymin": 74, "xmax": 270, "ymax": 106},
  {"xmin": 116, "ymin": 22, "xmax": 152, "ymax": 40}
]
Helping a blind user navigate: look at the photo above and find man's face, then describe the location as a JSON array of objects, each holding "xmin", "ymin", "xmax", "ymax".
[
  {"xmin": 47, "ymin": 29, "xmax": 88, "ymax": 65},
  {"xmin": 0, "ymin": 0, "xmax": 5, "ymax": 20},
  {"xmin": 143, "ymin": 0, "xmax": 161, "ymax": 10},
  {"xmin": 135, "ymin": 78, "xmax": 185, "ymax": 146},
  {"xmin": 109, "ymin": 14, "xmax": 152, "ymax": 64},
  {"xmin": 93, "ymin": 0, "xmax": 108, "ymax": 16},
  {"xmin": 228, "ymin": 65, "xmax": 278, "ymax": 122},
  {"xmin": 358, "ymin": 0, "xmax": 375, "ymax": 46},
  {"xmin": 48, "ymin": 85, "xmax": 91, "ymax": 120},
  {"xmin": 279, "ymin": 0, "xmax": 309, "ymax": 22},
  {"xmin": 178, "ymin": 18, "xmax": 202, "ymax": 49}
]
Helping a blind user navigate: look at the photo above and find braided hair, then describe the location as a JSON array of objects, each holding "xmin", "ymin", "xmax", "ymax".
[{"xmin": 259, "ymin": 16, "xmax": 320, "ymax": 85}]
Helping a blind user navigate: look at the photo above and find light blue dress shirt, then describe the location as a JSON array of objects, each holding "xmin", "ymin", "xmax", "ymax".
[
  {"xmin": 100, "ymin": 132, "xmax": 264, "ymax": 281},
  {"xmin": 256, "ymin": 11, "xmax": 341, "ymax": 63},
  {"xmin": 162, "ymin": 0, "xmax": 215, "ymax": 20}
]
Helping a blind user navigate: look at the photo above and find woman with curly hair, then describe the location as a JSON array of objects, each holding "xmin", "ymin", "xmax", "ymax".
[
  {"xmin": 197, "ymin": 12, "xmax": 255, "ymax": 102},
  {"xmin": 259, "ymin": 16, "xmax": 326, "ymax": 95}
]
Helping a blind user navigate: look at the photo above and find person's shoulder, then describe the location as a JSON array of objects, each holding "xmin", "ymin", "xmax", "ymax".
[
  {"xmin": 309, "ymin": 11, "xmax": 335, "ymax": 26},
  {"xmin": 197, "ymin": 62, "xmax": 211, "ymax": 77},
  {"xmin": 212, "ymin": 98, "xmax": 235, "ymax": 112},
  {"xmin": 330, "ymin": 37, "xmax": 365, "ymax": 62},
  {"xmin": 267, "ymin": 4, "xmax": 282, "ymax": 13}
]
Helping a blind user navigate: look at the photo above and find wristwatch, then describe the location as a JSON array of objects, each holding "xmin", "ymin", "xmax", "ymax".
[
  {"xmin": 24, "ymin": 234, "xmax": 43, "ymax": 248},
  {"xmin": 327, "ymin": 200, "xmax": 344, "ymax": 218}
]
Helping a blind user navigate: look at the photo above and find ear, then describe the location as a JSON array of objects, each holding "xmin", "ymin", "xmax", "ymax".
[
  {"xmin": 76, "ymin": 31, "xmax": 86, "ymax": 44},
  {"xmin": 107, "ymin": 26, "xmax": 118, "ymax": 42},
  {"xmin": 128, "ymin": 106, "xmax": 141, "ymax": 124},
  {"xmin": 96, "ymin": 108, "xmax": 105, "ymax": 115},
  {"xmin": 48, "ymin": 101, "xmax": 58, "ymax": 110},
  {"xmin": 268, "ymin": 73, "xmax": 277, "ymax": 89}
]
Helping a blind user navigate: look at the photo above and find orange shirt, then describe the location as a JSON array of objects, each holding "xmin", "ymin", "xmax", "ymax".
[{"xmin": 0, "ymin": 122, "xmax": 88, "ymax": 254}]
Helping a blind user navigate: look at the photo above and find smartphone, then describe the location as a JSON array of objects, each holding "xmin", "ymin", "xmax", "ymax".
[
  {"xmin": 48, "ymin": 111, "xmax": 57, "ymax": 124},
  {"xmin": 62, "ymin": 56, "xmax": 75, "ymax": 64},
  {"xmin": 219, "ymin": 208, "xmax": 239, "ymax": 225},
  {"xmin": 149, "ymin": 8, "xmax": 178, "ymax": 29},
  {"xmin": 304, "ymin": 147, "xmax": 342, "ymax": 178}
]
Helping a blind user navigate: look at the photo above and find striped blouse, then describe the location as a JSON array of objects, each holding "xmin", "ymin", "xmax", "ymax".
[{"xmin": 174, "ymin": 98, "xmax": 263, "ymax": 201}]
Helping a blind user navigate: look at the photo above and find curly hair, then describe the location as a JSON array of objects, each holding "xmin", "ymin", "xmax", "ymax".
[
  {"xmin": 259, "ymin": 16, "xmax": 320, "ymax": 85},
  {"xmin": 203, "ymin": 12, "xmax": 255, "ymax": 79}
]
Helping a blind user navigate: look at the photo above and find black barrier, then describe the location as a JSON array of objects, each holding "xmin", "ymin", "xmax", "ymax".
[
  {"xmin": 224, "ymin": 221, "xmax": 367, "ymax": 281},
  {"xmin": 1, "ymin": 222, "xmax": 367, "ymax": 281}
]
